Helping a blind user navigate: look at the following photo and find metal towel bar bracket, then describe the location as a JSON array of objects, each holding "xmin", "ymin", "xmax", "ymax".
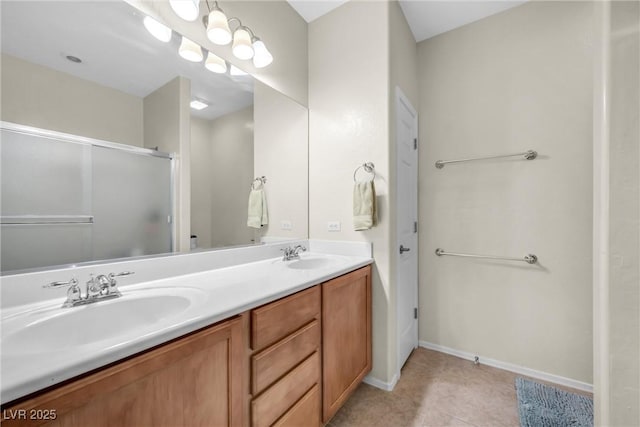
[
  {"xmin": 435, "ymin": 150, "xmax": 537, "ymax": 169},
  {"xmin": 435, "ymin": 248, "xmax": 538, "ymax": 264}
]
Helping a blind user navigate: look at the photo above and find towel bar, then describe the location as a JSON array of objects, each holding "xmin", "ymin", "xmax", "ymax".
[{"xmin": 435, "ymin": 248, "xmax": 538, "ymax": 264}]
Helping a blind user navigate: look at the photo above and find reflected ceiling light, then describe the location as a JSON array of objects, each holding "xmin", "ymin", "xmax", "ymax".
[
  {"xmin": 232, "ymin": 27, "xmax": 254, "ymax": 60},
  {"xmin": 252, "ymin": 38, "xmax": 272, "ymax": 68},
  {"xmin": 178, "ymin": 36, "xmax": 203, "ymax": 62},
  {"xmin": 230, "ymin": 65, "xmax": 247, "ymax": 76},
  {"xmin": 143, "ymin": 16, "xmax": 172, "ymax": 42},
  {"xmin": 205, "ymin": 3, "xmax": 232, "ymax": 45},
  {"xmin": 169, "ymin": 0, "xmax": 200, "ymax": 22},
  {"xmin": 190, "ymin": 99, "xmax": 208, "ymax": 110},
  {"xmin": 205, "ymin": 52, "xmax": 227, "ymax": 73}
]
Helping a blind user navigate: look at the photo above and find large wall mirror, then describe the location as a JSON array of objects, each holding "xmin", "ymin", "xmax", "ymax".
[{"xmin": 0, "ymin": 1, "xmax": 308, "ymax": 273}]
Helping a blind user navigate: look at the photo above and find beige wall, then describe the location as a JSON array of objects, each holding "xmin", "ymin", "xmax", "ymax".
[
  {"xmin": 144, "ymin": 77, "xmax": 191, "ymax": 251},
  {"xmin": 125, "ymin": 0, "xmax": 308, "ymax": 106},
  {"xmin": 1, "ymin": 54, "xmax": 143, "ymax": 146},
  {"xmin": 254, "ymin": 81, "xmax": 308, "ymax": 242},
  {"xmin": 418, "ymin": 1, "xmax": 594, "ymax": 383},
  {"xmin": 608, "ymin": 1, "xmax": 639, "ymax": 424},
  {"xmin": 309, "ymin": 1, "xmax": 393, "ymax": 384},
  {"xmin": 190, "ymin": 116, "xmax": 214, "ymax": 249},
  {"xmin": 209, "ymin": 107, "xmax": 255, "ymax": 247}
]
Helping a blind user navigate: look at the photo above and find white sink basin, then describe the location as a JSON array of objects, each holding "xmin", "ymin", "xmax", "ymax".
[
  {"xmin": 2, "ymin": 287, "xmax": 206, "ymax": 356},
  {"xmin": 285, "ymin": 255, "xmax": 347, "ymax": 271}
]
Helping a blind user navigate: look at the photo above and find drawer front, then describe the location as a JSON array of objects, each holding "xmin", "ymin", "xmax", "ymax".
[
  {"xmin": 251, "ymin": 285, "xmax": 320, "ymax": 351},
  {"xmin": 273, "ymin": 384, "xmax": 320, "ymax": 427},
  {"xmin": 252, "ymin": 319, "xmax": 320, "ymax": 395},
  {"xmin": 251, "ymin": 351, "xmax": 320, "ymax": 427}
]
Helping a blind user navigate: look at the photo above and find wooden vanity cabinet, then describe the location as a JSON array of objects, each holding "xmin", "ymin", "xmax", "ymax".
[
  {"xmin": 249, "ymin": 286, "xmax": 322, "ymax": 427},
  {"xmin": 1, "ymin": 315, "xmax": 246, "ymax": 427},
  {"xmin": 321, "ymin": 265, "xmax": 372, "ymax": 423}
]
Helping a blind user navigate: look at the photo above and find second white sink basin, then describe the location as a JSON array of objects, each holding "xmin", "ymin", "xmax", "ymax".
[
  {"xmin": 2, "ymin": 287, "xmax": 206, "ymax": 356},
  {"xmin": 287, "ymin": 257, "xmax": 333, "ymax": 270}
]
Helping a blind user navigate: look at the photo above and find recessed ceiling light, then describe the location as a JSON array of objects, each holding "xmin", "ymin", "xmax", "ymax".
[
  {"xmin": 65, "ymin": 55, "xmax": 82, "ymax": 63},
  {"xmin": 190, "ymin": 100, "xmax": 208, "ymax": 110}
]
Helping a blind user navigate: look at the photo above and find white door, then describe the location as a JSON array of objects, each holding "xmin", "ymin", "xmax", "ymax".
[{"xmin": 396, "ymin": 87, "xmax": 418, "ymax": 374}]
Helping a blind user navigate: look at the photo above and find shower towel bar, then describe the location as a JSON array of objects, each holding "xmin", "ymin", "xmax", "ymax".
[
  {"xmin": 435, "ymin": 150, "xmax": 537, "ymax": 169},
  {"xmin": 1, "ymin": 215, "xmax": 94, "ymax": 225},
  {"xmin": 435, "ymin": 248, "xmax": 538, "ymax": 264}
]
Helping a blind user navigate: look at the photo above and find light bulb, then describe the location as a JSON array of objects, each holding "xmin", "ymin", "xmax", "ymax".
[
  {"xmin": 252, "ymin": 39, "xmax": 273, "ymax": 68},
  {"xmin": 206, "ymin": 9, "xmax": 232, "ymax": 45},
  {"xmin": 143, "ymin": 16, "xmax": 172, "ymax": 42},
  {"xmin": 232, "ymin": 28, "xmax": 254, "ymax": 60},
  {"xmin": 169, "ymin": 0, "xmax": 199, "ymax": 21},
  {"xmin": 178, "ymin": 37, "xmax": 203, "ymax": 62},
  {"xmin": 205, "ymin": 52, "xmax": 227, "ymax": 74}
]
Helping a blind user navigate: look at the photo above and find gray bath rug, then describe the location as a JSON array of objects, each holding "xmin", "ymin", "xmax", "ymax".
[{"xmin": 515, "ymin": 377, "xmax": 593, "ymax": 427}]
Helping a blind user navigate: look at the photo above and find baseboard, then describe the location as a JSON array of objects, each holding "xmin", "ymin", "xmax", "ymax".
[
  {"xmin": 419, "ymin": 341, "xmax": 593, "ymax": 393},
  {"xmin": 363, "ymin": 372, "xmax": 399, "ymax": 391}
]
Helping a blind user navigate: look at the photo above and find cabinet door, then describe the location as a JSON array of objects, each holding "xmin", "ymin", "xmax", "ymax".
[
  {"xmin": 2, "ymin": 316, "xmax": 246, "ymax": 427},
  {"xmin": 322, "ymin": 266, "xmax": 372, "ymax": 423}
]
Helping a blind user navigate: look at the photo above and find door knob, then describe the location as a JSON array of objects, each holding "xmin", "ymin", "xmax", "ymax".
[{"xmin": 399, "ymin": 245, "xmax": 411, "ymax": 254}]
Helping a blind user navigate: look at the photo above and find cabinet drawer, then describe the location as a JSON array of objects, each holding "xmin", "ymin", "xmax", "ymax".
[
  {"xmin": 251, "ymin": 351, "xmax": 320, "ymax": 427},
  {"xmin": 273, "ymin": 384, "xmax": 320, "ymax": 427},
  {"xmin": 251, "ymin": 285, "xmax": 320, "ymax": 351},
  {"xmin": 252, "ymin": 319, "xmax": 320, "ymax": 395}
]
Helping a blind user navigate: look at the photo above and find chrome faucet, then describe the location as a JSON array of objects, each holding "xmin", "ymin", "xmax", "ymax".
[
  {"xmin": 281, "ymin": 244, "xmax": 307, "ymax": 261},
  {"xmin": 44, "ymin": 271, "xmax": 133, "ymax": 308}
]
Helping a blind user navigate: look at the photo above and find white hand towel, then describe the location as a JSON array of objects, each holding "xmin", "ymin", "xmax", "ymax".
[
  {"xmin": 353, "ymin": 180, "xmax": 376, "ymax": 231},
  {"xmin": 247, "ymin": 184, "xmax": 268, "ymax": 229}
]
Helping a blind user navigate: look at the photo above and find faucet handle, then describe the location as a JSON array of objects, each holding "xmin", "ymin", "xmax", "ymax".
[
  {"xmin": 107, "ymin": 271, "xmax": 134, "ymax": 294},
  {"xmin": 44, "ymin": 277, "xmax": 78, "ymax": 289},
  {"xmin": 109, "ymin": 271, "xmax": 135, "ymax": 278}
]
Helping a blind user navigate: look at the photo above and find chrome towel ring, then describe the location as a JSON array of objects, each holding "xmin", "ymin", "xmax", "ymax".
[
  {"xmin": 251, "ymin": 176, "xmax": 267, "ymax": 190},
  {"xmin": 353, "ymin": 162, "xmax": 375, "ymax": 182}
]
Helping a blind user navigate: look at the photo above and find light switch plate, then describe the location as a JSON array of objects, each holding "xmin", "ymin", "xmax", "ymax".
[
  {"xmin": 280, "ymin": 220, "xmax": 292, "ymax": 230},
  {"xmin": 327, "ymin": 221, "xmax": 341, "ymax": 232}
]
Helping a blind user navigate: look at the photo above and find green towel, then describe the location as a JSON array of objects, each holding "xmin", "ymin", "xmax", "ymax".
[
  {"xmin": 353, "ymin": 181, "xmax": 376, "ymax": 231},
  {"xmin": 247, "ymin": 184, "xmax": 268, "ymax": 229}
]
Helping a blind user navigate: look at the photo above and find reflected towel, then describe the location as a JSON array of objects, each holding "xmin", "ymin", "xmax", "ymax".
[
  {"xmin": 353, "ymin": 180, "xmax": 376, "ymax": 231},
  {"xmin": 247, "ymin": 183, "xmax": 268, "ymax": 229}
]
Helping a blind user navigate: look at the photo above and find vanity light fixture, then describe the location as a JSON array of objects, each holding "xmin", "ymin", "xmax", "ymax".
[
  {"xmin": 205, "ymin": 51, "xmax": 227, "ymax": 73},
  {"xmin": 169, "ymin": 0, "xmax": 200, "ymax": 22},
  {"xmin": 205, "ymin": 2, "xmax": 232, "ymax": 45},
  {"xmin": 202, "ymin": 1, "xmax": 273, "ymax": 66},
  {"xmin": 231, "ymin": 26, "xmax": 254, "ymax": 60},
  {"xmin": 143, "ymin": 16, "xmax": 172, "ymax": 42},
  {"xmin": 190, "ymin": 99, "xmax": 208, "ymax": 110},
  {"xmin": 178, "ymin": 36, "xmax": 204, "ymax": 62},
  {"xmin": 252, "ymin": 38, "xmax": 273, "ymax": 68}
]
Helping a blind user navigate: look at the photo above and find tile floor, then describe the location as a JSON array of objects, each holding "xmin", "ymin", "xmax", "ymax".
[{"xmin": 327, "ymin": 348, "xmax": 591, "ymax": 427}]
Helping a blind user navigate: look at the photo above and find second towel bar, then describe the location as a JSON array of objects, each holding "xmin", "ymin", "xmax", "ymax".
[
  {"xmin": 435, "ymin": 248, "xmax": 538, "ymax": 264},
  {"xmin": 435, "ymin": 150, "xmax": 537, "ymax": 169}
]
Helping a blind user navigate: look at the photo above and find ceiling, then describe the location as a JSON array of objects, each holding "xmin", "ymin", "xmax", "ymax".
[{"xmin": 287, "ymin": 0, "xmax": 529, "ymax": 42}]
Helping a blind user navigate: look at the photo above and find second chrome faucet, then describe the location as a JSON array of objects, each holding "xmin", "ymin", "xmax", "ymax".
[{"xmin": 281, "ymin": 245, "xmax": 307, "ymax": 261}]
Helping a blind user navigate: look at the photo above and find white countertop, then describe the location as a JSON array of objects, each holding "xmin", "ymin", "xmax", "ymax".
[{"xmin": 1, "ymin": 251, "xmax": 372, "ymax": 404}]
